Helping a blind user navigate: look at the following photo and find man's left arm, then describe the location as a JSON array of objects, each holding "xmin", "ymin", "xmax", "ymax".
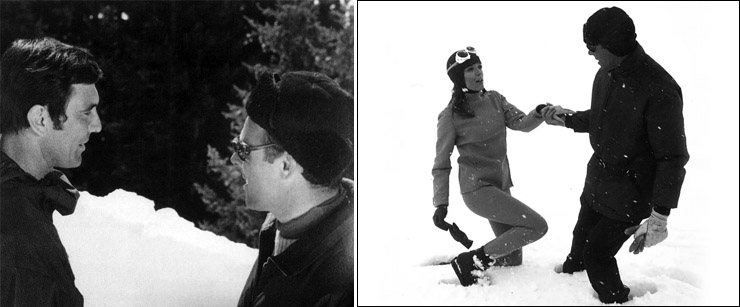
[
  {"xmin": 625, "ymin": 85, "xmax": 690, "ymax": 254},
  {"xmin": 645, "ymin": 85, "xmax": 690, "ymax": 211}
]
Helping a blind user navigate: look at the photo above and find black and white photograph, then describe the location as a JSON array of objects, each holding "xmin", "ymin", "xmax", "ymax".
[
  {"xmin": 357, "ymin": 1, "xmax": 738, "ymax": 305},
  {"xmin": 1, "ymin": 1, "xmax": 354, "ymax": 306}
]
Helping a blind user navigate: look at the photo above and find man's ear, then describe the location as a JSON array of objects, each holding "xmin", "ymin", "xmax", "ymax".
[
  {"xmin": 280, "ymin": 152, "xmax": 298, "ymax": 178},
  {"xmin": 26, "ymin": 105, "xmax": 50, "ymax": 136}
]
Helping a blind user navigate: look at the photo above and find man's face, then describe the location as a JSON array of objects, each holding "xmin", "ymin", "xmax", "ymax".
[
  {"xmin": 41, "ymin": 83, "xmax": 101, "ymax": 168},
  {"xmin": 463, "ymin": 63, "xmax": 484, "ymax": 92},
  {"xmin": 230, "ymin": 117, "xmax": 281, "ymax": 212},
  {"xmin": 588, "ymin": 44, "xmax": 620, "ymax": 70}
]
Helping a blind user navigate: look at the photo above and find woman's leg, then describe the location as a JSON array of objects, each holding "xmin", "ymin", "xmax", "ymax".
[
  {"xmin": 462, "ymin": 186, "xmax": 548, "ymax": 259},
  {"xmin": 488, "ymin": 221, "xmax": 523, "ymax": 266}
]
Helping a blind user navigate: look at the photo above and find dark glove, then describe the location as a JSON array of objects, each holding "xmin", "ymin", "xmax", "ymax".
[
  {"xmin": 535, "ymin": 103, "xmax": 552, "ymax": 115},
  {"xmin": 449, "ymin": 223, "xmax": 473, "ymax": 249},
  {"xmin": 433, "ymin": 205, "xmax": 449, "ymax": 231}
]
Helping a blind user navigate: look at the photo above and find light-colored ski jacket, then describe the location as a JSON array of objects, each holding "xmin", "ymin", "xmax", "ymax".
[{"xmin": 433, "ymin": 90, "xmax": 544, "ymax": 206}]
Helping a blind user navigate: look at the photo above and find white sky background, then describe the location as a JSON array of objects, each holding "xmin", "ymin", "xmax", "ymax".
[{"xmin": 357, "ymin": 1, "xmax": 738, "ymax": 305}]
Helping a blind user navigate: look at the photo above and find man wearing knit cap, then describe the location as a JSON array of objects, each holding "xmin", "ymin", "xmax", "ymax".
[
  {"xmin": 234, "ymin": 71, "xmax": 354, "ymax": 307},
  {"xmin": 543, "ymin": 7, "xmax": 689, "ymax": 304}
]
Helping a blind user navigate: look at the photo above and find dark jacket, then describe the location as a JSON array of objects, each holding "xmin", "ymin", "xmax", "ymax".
[
  {"xmin": 432, "ymin": 90, "xmax": 543, "ymax": 206},
  {"xmin": 0, "ymin": 152, "xmax": 83, "ymax": 307},
  {"xmin": 237, "ymin": 179, "xmax": 354, "ymax": 307},
  {"xmin": 565, "ymin": 43, "xmax": 689, "ymax": 223}
]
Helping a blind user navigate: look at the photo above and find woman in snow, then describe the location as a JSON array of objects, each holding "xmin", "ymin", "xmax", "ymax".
[{"xmin": 432, "ymin": 46, "xmax": 549, "ymax": 286}]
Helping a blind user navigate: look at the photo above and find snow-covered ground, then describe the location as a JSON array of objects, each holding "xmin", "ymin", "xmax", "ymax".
[
  {"xmin": 357, "ymin": 2, "xmax": 739, "ymax": 306},
  {"xmin": 55, "ymin": 190, "xmax": 255, "ymax": 307}
]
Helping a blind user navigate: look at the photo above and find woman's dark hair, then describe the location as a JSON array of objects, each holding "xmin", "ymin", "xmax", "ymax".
[
  {"xmin": 0, "ymin": 37, "xmax": 103, "ymax": 134},
  {"xmin": 448, "ymin": 86, "xmax": 476, "ymax": 119}
]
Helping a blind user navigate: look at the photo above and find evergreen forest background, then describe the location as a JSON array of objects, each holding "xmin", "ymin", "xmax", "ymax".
[{"xmin": 0, "ymin": 0, "xmax": 354, "ymax": 247}]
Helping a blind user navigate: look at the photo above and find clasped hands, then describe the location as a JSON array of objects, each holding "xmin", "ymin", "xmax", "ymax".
[{"xmin": 537, "ymin": 103, "xmax": 575, "ymax": 126}]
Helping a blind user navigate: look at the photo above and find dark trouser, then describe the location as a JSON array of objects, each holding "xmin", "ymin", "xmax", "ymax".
[
  {"xmin": 563, "ymin": 202, "xmax": 637, "ymax": 303},
  {"xmin": 461, "ymin": 186, "xmax": 548, "ymax": 261}
]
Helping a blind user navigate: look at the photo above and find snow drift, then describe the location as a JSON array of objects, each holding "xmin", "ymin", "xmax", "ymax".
[{"xmin": 55, "ymin": 190, "xmax": 256, "ymax": 307}]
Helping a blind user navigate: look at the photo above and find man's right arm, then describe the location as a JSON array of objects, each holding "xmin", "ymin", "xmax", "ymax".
[{"xmin": 563, "ymin": 109, "xmax": 591, "ymax": 132}]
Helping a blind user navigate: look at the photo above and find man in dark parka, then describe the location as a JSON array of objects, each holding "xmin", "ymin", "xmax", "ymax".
[
  {"xmin": 543, "ymin": 7, "xmax": 690, "ymax": 304},
  {"xmin": 1, "ymin": 37, "xmax": 103, "ymax": 306}
]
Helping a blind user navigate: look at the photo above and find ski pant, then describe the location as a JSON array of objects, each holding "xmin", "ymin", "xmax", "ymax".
[
  {"xmin": 461, "ymin": 186, "xmax": 548, "ymax": 261},
  {"xmin": 563, "ymin": 201, "xmax": 639, "ymax": 303}
]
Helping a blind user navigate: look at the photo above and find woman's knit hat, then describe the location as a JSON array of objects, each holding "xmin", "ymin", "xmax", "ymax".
[
  {"xmin": 583, "ymin": 7, "xmax": 638, "ymax": 56},
  {"xmin": 446, "ymin": 47, "xmax": 481, "ymax": 89}
]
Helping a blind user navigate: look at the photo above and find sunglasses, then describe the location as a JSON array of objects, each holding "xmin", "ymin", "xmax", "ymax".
[{"xmin": 231, "ymin": 136, "xmax": 277, "ymax": 161}]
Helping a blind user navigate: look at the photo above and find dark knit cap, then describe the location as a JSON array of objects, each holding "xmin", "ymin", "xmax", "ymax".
[
  {"xmin": 583, "ymin": 7, "xmax": 638, "ymax": 56},
  {"xmin": 246, "ymin": 71, "xmax": 353, "ymax": 186},
  {"xmin": 446, "ymin": 49, "xmax": 481, "ymax": 89}
]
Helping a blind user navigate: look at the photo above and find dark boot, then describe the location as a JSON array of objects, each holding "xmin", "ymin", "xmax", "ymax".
[
  {"xmin": 598, "ymin": 285, "xmax": 630, "ymax": 304},
  {"xmin": 556, "ymin": 254, "xmax": 585, "ymax": 274},
  {"xmin": 451, "ymin": 247, "xmax": 492, "ymax": 286}
]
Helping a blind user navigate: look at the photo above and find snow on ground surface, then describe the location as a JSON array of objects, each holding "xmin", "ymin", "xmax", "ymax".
[
  {"xmin": 55, "ymin": 190, "xmax": 255, "ymax": 307},
  {"xmin": 357, "ymin": 2, "xmax": 738, "ymax": 306}
]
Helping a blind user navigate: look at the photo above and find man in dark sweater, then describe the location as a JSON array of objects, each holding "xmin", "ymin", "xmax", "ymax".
[{"xmin": 544, "ymin": 7, "xmax": 690, "ymax": 304}]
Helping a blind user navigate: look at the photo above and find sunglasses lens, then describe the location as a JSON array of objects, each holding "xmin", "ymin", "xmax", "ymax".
[
  {"xmin": 456, "ymin": 50, "xmax": 469, "ymax": 58},
  {"xmin": 232, "ymin": 139, "xmax": 247, "ymax": 161},
  {"xmin": 465, "ymin": 46, "xmax": 476, "ymax": 53}
]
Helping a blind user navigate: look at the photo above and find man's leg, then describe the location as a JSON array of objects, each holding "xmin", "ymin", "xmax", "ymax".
[
  {"xmin": 559, "ymin": 201, "xmax": 601, "ymax": 273},
  {"xmin": 583, "ymin": 214, "xmax": 634, "ymax": 303}
]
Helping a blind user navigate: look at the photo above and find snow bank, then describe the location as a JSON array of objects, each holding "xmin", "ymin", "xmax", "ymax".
[{"xmin": 55, "ymin": 189, "xmax": 256, "ymax": 307}]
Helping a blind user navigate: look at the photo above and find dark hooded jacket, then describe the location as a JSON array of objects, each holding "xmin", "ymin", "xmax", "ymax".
[
  {"xmin": 1, "ymin": 152, "xmax": 83, "ymax": 307},
  {"xmin": 237, "ymin": 179, "xmax": 354, "ymax": 307},
  {"xmin": 565, "ymin": 43, "xmax": 689, "ymax": 223}
]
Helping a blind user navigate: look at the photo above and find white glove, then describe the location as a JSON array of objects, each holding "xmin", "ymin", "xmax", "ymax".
[{"xmin": 624, "ymin": 210, "xmax": 668, "ymax": 254}]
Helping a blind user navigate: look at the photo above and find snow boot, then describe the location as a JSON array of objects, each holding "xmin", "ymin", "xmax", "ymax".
[
  {"xmin": 555, "ymin": 254, "xmax": 585, "ymax": 274},
  {"xmin": 451, "ymin": 247, "xmax": 492, "ymax": 286},
  {"xmin": 598, "ymin": 285, "xmax": 630, "ymax": 304}
]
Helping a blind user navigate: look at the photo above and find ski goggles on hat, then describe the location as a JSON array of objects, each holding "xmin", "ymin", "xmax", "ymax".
[
  {"xmin": 455, "ymin": 46, "xmax": 477, "ymax": 63},
  {"xmin": 447, "ymin": 46, "xmax": 478, "ymax": 72}
]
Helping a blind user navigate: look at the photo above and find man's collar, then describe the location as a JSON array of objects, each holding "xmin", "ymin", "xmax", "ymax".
[
  {"xmin": 609, "ymin": 43, "xmax": 646, "ymax": 77},
  {"xmin": 276, "ymin": 183, "xmax": 348, "ymax": 239},
  {"xmin": 1, "ymin": 150, "xmax": 79, "ymax": 216}
]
